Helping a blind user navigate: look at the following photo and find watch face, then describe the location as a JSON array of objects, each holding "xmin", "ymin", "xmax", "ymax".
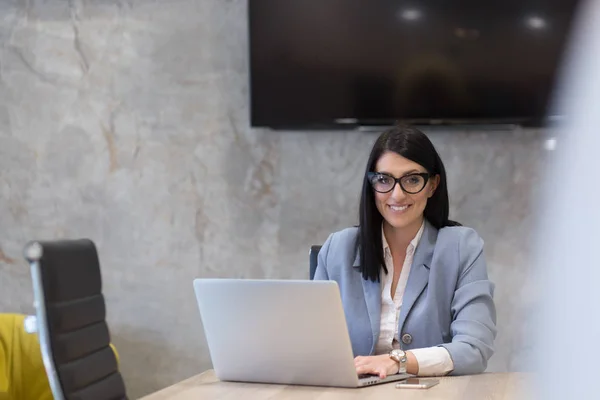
[{"xmin": 390, "ymin": 349, "xmax": 405, "ymax": 362}]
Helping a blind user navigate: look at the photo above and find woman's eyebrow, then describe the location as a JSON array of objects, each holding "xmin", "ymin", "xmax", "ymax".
[
  {"xmin": 376, "ymin": 169, "xmax": 421, "ymax": 176},
  {"xmin": 402, "ymin": 169, "xmax": 421, "ymax": 175},
  {"xmin": 376, "ymin": 169, "xmax": 422, "ymax": 178}
]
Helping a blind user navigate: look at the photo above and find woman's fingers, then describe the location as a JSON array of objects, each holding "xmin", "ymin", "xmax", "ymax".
[
  {"xmin": 356, "ymin": 364, "xmax": 387, "ymax": 379},
  {"xmin": 356, "ymin": 363, "xmax": 392, "ymax": 378},
  {"xmin": 356, "ymin": 362, "xmax": 376, "ymax": 374},
  {"xmin": 356, "ymin": 362, "xmax": 375, "ymax": 373},
  {"xmin": 355, "ymin": 365, "xmax": 368, "ymax": 374},
  {"xmin": 355, "ymin": 355, "xmax": 393, "ymax": 379}
]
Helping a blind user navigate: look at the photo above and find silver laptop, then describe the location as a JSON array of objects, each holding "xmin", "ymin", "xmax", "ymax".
[{"xmin": 193, "ymin": 278, "xmax": 412, "ymax": 388}]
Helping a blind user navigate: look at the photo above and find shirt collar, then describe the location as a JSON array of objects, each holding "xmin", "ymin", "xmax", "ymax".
[{"xmin": 382, "ymin": 220, "xmax": 425, "ymax": 255}]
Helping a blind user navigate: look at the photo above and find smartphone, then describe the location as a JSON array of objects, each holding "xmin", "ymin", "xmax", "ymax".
[{"xmin": 395, "ymin": 378, "xmax": 440, "ymax": 389}]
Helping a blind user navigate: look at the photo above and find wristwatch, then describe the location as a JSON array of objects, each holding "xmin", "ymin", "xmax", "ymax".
[{"xmin": 389, "ymin": 349, "xmax": 408, "ymax": 374}]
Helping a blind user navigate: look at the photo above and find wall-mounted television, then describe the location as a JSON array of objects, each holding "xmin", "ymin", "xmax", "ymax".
[{"xmin": 249, "ymin": 0, "xmax": 580, "ymax": 129}]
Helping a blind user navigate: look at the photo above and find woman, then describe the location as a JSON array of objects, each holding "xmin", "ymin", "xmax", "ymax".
[{"xmin": 314, "ymin": 125, "xmax": 496, "ymax": 378}]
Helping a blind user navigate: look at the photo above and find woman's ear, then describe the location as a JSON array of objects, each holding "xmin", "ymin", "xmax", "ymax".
[{"xmin": 428, "ymin": 175, "xmax": 440, "ymax": 198}]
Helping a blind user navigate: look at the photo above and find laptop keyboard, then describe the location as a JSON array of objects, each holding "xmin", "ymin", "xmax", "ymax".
[{"xmin": 358, "ymin": 374, "xmax": 380, "ymax": 380}]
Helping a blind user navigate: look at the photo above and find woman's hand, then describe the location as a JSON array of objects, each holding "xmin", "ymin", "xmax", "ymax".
[{"xmin": 354, "ymin": 354, "xmax": 399, "ymax": 379}]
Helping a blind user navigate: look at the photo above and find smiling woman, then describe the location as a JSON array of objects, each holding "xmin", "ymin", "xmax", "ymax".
[
  {"xmin": 359, "ymin": 126, "xmax": 457, "ymax": 282},
  {"xmin": 314, "ymin": 125, "xmax": 496, "ymax": 379}
]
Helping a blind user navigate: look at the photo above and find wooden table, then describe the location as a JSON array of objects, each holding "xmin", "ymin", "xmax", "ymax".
[{"xmin": 141, "ymin": 370, "xmax": 533, "ymax": 400}]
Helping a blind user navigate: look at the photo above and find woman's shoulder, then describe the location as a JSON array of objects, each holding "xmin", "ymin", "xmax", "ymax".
[
  {"xmin": 327, "ymin": 226, "xmax": 359, "ymax": 245},
  {"xmin": 436, "ymin": 224, "xmax": 484, "ymax": 253},
  {"xmin": 320, "ymin": 226, "xmax": 359, "ymax": 264},
  {"xmin": 434, "ymin": 225, "xmax": 489, "ymax": 282}
]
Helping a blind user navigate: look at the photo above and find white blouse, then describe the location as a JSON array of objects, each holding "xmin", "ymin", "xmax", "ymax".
[{"xmin": 375, "ymin": 222, "xmax": 454, "ymax": 376}]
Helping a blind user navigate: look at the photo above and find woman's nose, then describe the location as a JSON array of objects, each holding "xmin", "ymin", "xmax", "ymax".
[{"xmin": 390, "ymin": 182, "xmax": 407, "ymax": 201}]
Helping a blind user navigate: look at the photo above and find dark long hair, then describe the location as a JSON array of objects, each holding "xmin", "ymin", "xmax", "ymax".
[{"xmin": 357, "ymin": 125, "xmax": 460, "ymax": 282}]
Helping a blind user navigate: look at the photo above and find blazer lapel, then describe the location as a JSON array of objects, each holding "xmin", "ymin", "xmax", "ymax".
[
  {"xmin": 397, "ymin": 221, "xmax": 437, "ymax": 335},
  {"xmin": 353, "ymin": 252, "xmax": 381, "ymax": 353}
]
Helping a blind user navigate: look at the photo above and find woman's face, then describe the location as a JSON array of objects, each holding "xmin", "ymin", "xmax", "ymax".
[{"xmin": 372, "ymin": 151, "xmax": 439, "ymax": 232}]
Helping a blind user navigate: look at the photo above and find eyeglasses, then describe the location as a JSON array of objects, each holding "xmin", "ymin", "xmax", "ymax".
[{"xmin": 367, "ymin": 172, "xmax": 431, "ymax": 194}]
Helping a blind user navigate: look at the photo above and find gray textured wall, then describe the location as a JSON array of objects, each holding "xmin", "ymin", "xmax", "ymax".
[{"xmin": 0, "ymin": 1, "xmax": 547, "ymax": 397}]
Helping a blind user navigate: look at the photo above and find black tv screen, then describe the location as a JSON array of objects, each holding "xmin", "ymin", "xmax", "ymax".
[{"xmin": 249, "ymin": 0, "xmax": 580, "ymax": 129}]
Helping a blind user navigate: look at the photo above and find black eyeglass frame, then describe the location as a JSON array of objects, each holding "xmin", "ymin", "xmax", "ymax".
[{"xmin": 367, "ymin": 172, "xmax": 432, "ymax": 194}]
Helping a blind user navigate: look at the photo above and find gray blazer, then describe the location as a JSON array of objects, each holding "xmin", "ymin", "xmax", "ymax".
[{"xmin": 314, "ymin": 221, "xmax": 497, "ymax": 375}]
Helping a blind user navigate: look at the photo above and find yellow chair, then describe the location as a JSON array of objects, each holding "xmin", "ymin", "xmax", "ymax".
[
  {"xmin": 0, "ymin": 313, "xmax": 52, "ymax": 400},
  {"xmin": 0, "ymin": 313, "xmax": 120, "ymax": 400}
]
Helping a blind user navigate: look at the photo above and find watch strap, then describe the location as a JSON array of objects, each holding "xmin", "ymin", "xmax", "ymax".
[{"xmin": 389, "ymin": 349, "xmax": 408, "ymax": 374}]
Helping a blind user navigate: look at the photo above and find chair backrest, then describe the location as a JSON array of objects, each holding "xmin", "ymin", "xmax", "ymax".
[
  {"xmin": 24, "ymin": 239, "xmax": 128, "ymax": 400},
  {"xmin": 309, "ymin": 245, "xmax": 322, "ymax": 280}
]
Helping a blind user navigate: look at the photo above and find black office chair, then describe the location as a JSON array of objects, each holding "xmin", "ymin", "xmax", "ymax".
[
  {"xmin": 309, "ymin": 245, "xmax": 322, "ymax": 280},
  {"xmin": 23, "ymin": 239, "xmax": 128, "ymax": 400}
]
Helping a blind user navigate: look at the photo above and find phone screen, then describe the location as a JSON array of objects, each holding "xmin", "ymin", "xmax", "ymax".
[
  {"xmin": 401, "ymin": 378, "xmax": 423, "ymax": 385},
  {"xmin": 396, "ymin": 378, "xmax": 440, "ymax": 389}
]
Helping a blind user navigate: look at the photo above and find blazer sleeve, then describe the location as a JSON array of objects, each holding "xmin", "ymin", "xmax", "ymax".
[
  {"xmin": 440, "ymin": 229, "xmax": 497, "ymax": 375},
  {"xmin": 313, "ymin": 233, "xmax": 333, "ymax": 280}
]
